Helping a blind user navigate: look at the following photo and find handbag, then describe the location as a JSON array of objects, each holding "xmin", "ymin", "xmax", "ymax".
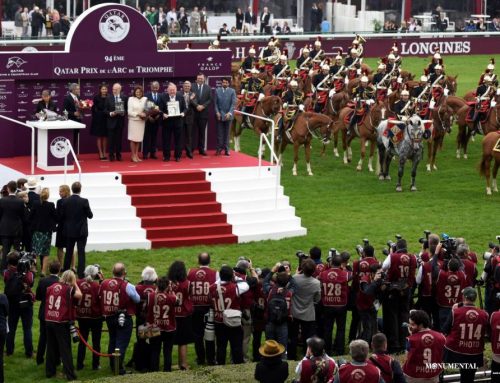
[{"xmin": 217, "ymin": 282, "xmax": 241, "ymax": 328}]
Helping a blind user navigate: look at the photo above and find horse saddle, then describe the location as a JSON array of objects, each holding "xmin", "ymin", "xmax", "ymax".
[
  {"xmin": 494, "ymin": 137, "xmax": 500, "ymax": 153},
  {"xmin": 465, "ymin": 102, "xmax": 491, "ymax": 123},
  {"xmin": 343, "ymin": 108, "xmax": 367, "ymax": 125}
]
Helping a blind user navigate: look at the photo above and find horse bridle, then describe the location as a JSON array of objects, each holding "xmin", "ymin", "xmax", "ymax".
[
  {"xmin": 306, "ymin": 116, "xmax": 331, "ymax": 143},
  {"xmin": 435, "ymin": 104, "xmax": 450, "ymax": 132}
]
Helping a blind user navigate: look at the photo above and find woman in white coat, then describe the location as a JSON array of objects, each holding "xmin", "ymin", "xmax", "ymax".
[{"xmin": 128, "ymin": 86, "xmax": 147, "ymax": 162}]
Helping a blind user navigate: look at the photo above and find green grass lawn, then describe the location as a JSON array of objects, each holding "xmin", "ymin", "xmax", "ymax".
[{"xmin": 4, "ymin": 54, "xmax": 499, "ymax": 383}]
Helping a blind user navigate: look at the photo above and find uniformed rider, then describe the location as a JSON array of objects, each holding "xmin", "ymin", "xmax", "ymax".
[
  {"xmin": 241, "ymin": 68, "xmax": 265, "ymax": 127},
  {"xmin": 278, "ymin": 80, "xmax": 305, "ymax": 142},
  {"xmin": 348, "ymin": 76, "xmax": 375, "ymax": 135},
  {"xmin": 241, "ymin": 46, "xmax": 258, "ymax": 74},
  {"xmin": 313, "ymin": 64, "xmax": 331, "ymax": 112}
]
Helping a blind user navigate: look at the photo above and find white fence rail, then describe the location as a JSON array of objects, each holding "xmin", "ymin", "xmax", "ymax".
[{"xmin": 0, "ymin": 114, "xmax": 34, "ymax": 175}]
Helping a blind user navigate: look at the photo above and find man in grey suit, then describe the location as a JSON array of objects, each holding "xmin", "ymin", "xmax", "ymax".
[
  {"xmin": 191, "ymin": 73, "xmax": 212, "ymax": 156},
  {"xmin": 214, "ymin": 78, "xmax": 237, "ymax": 156}
]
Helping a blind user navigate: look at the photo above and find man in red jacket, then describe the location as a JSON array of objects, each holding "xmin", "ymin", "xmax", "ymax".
[
  {"xmin": 369, "ymin": 333, "xmax": 405, "ymax": 383},
  {"xmin": 489, "ymin": 310, "xmax": 500, "ymax": 382},
  {"xmin": 443, "ymin": 287, "xmax": 488, "ymax": 383},
  {"xmin": 334, "ymin": 339, "xmax": 382, "ymax": 383},
  {"xmin": 403, "ymin": 310, "xmax": 446, "ymax": 383}
]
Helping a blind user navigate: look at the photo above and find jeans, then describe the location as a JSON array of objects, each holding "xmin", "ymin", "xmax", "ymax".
[
  {"xmin": 106, "ymin": 315, "xmax": 133, "ymax": 374},
  {"xmin": 359, "ymin": 308, "xmax": 378, "ymax": 343},
  {"xmin": 6, "ymin": 303, "xmax": 33, "ymax": 356},
  {"xmin": 265, "ymin": 322, "xmax": 288, "ymax": 352}
]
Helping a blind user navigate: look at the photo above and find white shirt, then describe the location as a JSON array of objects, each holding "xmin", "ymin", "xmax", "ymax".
[
  {"xmin": 166, "ymin": 10, "xmax": 177, "ymax": 22},
  {"xmin": 382, "ymin": 254, "xmax": 391, "ymax": 271}
]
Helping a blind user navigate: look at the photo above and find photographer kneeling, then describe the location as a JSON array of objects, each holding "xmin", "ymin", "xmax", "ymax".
[{"xmin": 4, "ymin": 251, "xmax": 35, "ymax": 358}]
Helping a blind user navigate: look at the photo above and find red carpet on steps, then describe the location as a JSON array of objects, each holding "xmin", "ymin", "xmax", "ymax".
[{"xmin": 121, "ymin": 170, "xmax": 238, "ymax": 248}]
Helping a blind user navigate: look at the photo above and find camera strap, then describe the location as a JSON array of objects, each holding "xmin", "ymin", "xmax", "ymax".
[{"xmin": 216, "ymin": 282, "xmax": 226, "ymax": 311}]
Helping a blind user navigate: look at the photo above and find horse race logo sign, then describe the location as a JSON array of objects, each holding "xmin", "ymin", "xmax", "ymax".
[
  {"xmin": 99, "ymin": 9, "xmax": 130, "ymax": 43},
  {"xmin": 50, "ymin": 137, "xmax": 70, "ymax": 159}
]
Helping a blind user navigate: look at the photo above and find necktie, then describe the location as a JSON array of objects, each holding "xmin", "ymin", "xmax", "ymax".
[
  {"xmin": 153, "ymin": 93, "xmax": 157, "ymax": 102},
  {"xmin": 115, "ymin": 96, "xmax": 118, "ymax": 103}
]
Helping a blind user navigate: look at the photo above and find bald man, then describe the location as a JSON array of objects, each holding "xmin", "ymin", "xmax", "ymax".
[{"xmin": 104, "ymin": 83, "xmax": 127, "ymax": 161}]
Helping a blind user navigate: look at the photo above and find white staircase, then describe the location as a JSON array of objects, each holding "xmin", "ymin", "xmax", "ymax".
[
  {"xmin": 204, "ymin": 166, "xmax": 307, "ymax": 243},
  {"xmin": 36, "ymin": 172, "xmax": 151, "ymax": 252}
]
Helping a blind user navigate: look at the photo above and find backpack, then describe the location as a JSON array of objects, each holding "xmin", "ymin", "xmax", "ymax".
[
  {"xmin": 5, "ymin": 272, "xmax": 25, "ymax": 302},
  {"xmin": 267, "ymin": 289, "xmax": 288, "ymax": 324}
]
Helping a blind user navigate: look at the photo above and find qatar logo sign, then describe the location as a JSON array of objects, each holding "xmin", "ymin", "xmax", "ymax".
[
  {"xmin": 99, "ymin": 9, "xmax": 130, "ymax": 43},
  {"xmin": 50, "ymin": 137, "xmax": 70, "ymax": 159}
]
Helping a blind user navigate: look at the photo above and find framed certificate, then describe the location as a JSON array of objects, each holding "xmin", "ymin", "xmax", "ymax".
[
  {"xmin": 167, "ymin": 100, "xmax": 181, "ymax": 116},
  {"xmin": 115, "ymin": 99, "xmax": 125, "ymax": 115}
]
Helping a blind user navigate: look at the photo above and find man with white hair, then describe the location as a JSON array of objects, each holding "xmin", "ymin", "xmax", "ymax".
[
  {"xmin": 161, "ymin": 82, "xmax": 186, "ymax": 162},
  {"xmin": 105, "ymin": 83, "xmax": 127, "ymax": 161},
  {"xmin": 334, "ymin": 340, "xmax": 382, "ymax": 383},
  {"xmin": 30, "ymin": 6, "xmax": 45, "ymax": 38}
]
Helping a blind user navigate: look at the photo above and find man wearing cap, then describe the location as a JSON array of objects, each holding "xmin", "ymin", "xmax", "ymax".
[
  {"xmin": 295, "ymin": 337, "xmax": 337, "ymax": 383},
  {"xmin": 344, "ymin": 48, "xmax": 359, "ymax": 69},
  {"xmin": 272, "ymin": 55, "xmax": 290, "ymax": 96},
  {"xmin": 393, "ymin": 90, "xmax": 414, "ymax": 121},
  {"xmin": 427, "ymin": 52, "xmax": 442, "ymax": 75},
  {"xmin": 278, "ymin": 80, "xmax": 305, "ymax": 142},
  {"xmin": 472, "ymin": 75, "xmax": 496, "ymax": 134},
  {"xmin": 334, "ymin": 340, "xmax": 382, "ymax": 383},
  {"xmin": 297, "ymin": 47, "xmax": 312, "ymax": 72},
  {"xmin": 443, "ymin": 287, "xmax": 488, "ymax": 383},
  {"xmin": 386, "ymin": 53, "xmax": 398, "ymax": 76},
  {"xmin": 313, "ymin": 64, "xmax": 331, "ymax": 113},
  {"xmin": 255, "ymin": 340, "xmax": 288, "ymax": 383},
  {"xmin": 310, "ymin": 39, "xmax": 324, "ymax": 71},
  {"xmin": 402, "ymin": 310, "xmax": 446, "ymax": 383},
  {"xmin": 208, "ymin": 38, "xmax": 220, "ymax": 50},
  {"xmin": 412, "ymin": 75, "xmax": 431, "ymax": 119},
  {"xmin": 261, "ymin": 40, "xmax": 280, "ymax": 69},
  {"xmin": 241, "ymin": 46, "xmax": 258, "ymax": 74},
  {"xmin": 329, "ymin": 53, "xmax": 346, "ymax": 79},
  {"xmin": 241, "ymin": 69, "xmax": 265, "ymax": 128},
  {"xmin": 347, "ymin": 76, "xmax": 375, "ymax": 135}
]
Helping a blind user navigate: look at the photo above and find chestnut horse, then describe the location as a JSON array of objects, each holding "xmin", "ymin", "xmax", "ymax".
[
  {"xmin": 333, "ymin": 102, "xmax": 385, "ymax": 172},
  {"xmin": 444, "ymin": 96, "xmax": 472, "ymax": 159},
  {"xmin": 479, "ymin": 131, "xmax": 500, "ymax": 195},
  {"xmin": 276, "ymin": 112, "xmax": 333, "ymax": 176},
  {"xmin": 324, "ymin": 90, "xmax": 350, "ymax": 157},
  {"xmin": 426, "ymin": 101, "xmax": 454, "ymax": 171},
  {"xmin": 232, "ymin": 95, "xmax": 282, "ymax": 152}
]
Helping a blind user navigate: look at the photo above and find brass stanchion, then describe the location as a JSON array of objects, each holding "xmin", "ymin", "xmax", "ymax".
[{"xmin": 113, "ymin": 348, "xmax": 121, "ymax": 375}]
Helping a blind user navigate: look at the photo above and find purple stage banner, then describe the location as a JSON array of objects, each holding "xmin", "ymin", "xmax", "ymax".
[
  {"xmin": 1, "ymin": 34, "xmax": 498, "ymax": 60},
  {"xmin": 0, "ymin": 4, "xmax": 231, "ymax": 159}
]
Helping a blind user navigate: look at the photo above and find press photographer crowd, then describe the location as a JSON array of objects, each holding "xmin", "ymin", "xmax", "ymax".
[{"xmin": 1, "ymin": 177, "xmax": 500, "ymax": 382}]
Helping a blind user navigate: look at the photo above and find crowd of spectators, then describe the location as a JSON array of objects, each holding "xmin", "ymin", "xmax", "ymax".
[
  {"xmin": 10, "ymin": 4, "xmax": 71, "ymax": 38},
  {"xmin": 1, "ymin": 206, "xmax": 500, "ymax": 382}
]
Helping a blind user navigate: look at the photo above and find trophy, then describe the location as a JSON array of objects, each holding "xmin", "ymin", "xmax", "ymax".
[{"xmin": 115, "ymin": 97, "xmax": 125, "ymax": 115}]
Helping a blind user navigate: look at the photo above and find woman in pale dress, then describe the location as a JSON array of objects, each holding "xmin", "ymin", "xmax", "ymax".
[{"xmin": 128, "ymin": 86, "xmax": 147, "ymax": 162}]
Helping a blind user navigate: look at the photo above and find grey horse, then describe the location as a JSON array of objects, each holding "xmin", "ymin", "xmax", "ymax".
[{"xmin": 376, "ymin": 115, "xmax": 425, "ymax": 192}]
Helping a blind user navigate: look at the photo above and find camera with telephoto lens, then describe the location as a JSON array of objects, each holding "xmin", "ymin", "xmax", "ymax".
[
  {"xmin": 387, "ymin": 240, "xmax": 396, "ymax": 251},
  {"xmin": 327, "ymin": 248, "xmax": 337, "ymax": 263},
  {"xmin": 17, "ymin": 252, "xmax": 37, "ymax": 275},
  {"xmin": 440, "ymin": 233, "xmax": 457, "ymax": 256},
  {"xmin": 296, "ymin": 251, "xmax": 308, "ymax": 261},
  {"xmin": 69, "ymin": 321, "xmax": 79, "ymax": 343},
  {"xmin": 483, "ymin": 236, "xmax": 500, "ymax": 261},
  {"xmin": 418, "ymin": 230, "xmax": 431, "ymax": 249},
  {"xmin": 118, "ymin": 310, "xmax": 126, "ymax": 327},
  {"xmin": 204, "ymin": 309, "xmax": 215, "ymax": 341}
]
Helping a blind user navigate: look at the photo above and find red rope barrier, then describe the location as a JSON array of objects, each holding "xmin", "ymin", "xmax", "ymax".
[{"xmin": 76, "ymin": 327, "xmax": 114, "ymax": 358}]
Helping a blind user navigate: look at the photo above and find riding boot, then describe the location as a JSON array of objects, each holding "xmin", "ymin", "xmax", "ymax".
[
  {"xmin": 277, "ymin": 119, "xmax": 284, "ymax": 142},
  {"xmin": 347, "ymin": 114, "xmax": 357, "ymax": 137}
]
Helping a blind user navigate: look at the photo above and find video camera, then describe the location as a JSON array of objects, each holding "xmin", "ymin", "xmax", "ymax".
[
  {"xmin": 16, "ymin": 252, "xmax": 36, "ymax": 275},
  {"xmin": 440, "ymin": 233, "xmax": 458, "ymax": 257},
  {"xmin": 327, "ymin": 248, "xmax": 337, "ymax": 264},
  {"xmin": 295, "ymin": 250, "xmax": 308, "ymax": 261},
  {"xmin": 355, "ymin": 238, "xmax": 370, "ymax": 257},
  {"xmin": 483, "ymin": 235, "xmax": 500, "ymax": 261}
]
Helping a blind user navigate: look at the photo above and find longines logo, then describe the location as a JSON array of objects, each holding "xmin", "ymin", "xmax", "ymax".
[
  {"xmin": 6, "ymin": 56, "xmax": 27, "ymax": 69},
  {"xmin": 50, "ymin": 137, "xmax": 70, "ymax": 159},
  {"xmin": 99, "ymin": 9, "xmax": 130, "ymax": 43}
]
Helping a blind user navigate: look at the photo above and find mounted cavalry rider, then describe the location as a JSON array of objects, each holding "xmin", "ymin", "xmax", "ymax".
[
  {"xmin": 329, "ymin": 50, "xmax": 346, "ymax": 77},
  {"xmin": 313, "ymin": 64, "xmax": 332, "ymax": 113},
  {"xmin": 472, "ymin": 75, "xmax": 497, "ymax": 134},
  {"xmin": 272, "ymin": 55, "xmax": 291, "ymax": 96},
  {"xmin": 385, "ymin": 90, "xmax": 416, "ymax": 142},
  {"xmin": 347, "ymin": 76, "xmax": 375, "ymax": 136},
  {"xmin": 241, "ymin": 46, "xmax": 258, "ymax": 75},
  {"xmin": 478, "ymin": 59, "xmax": 498, "ymax": 87},
  {"xmin": 389, "ymin": 42, "xmax": 402, "ymax": 66},
  {"xmin": 373, "ymin": 62, "xmax": 390, "ymax": 102},
  {"xmin": 428, "ymin": 64, "xmax": 446, "ymax": 108},
  {"xmin": 345, "ymin": 48, "xmax": 361, "ymax": 82},
  {"xmin": 240, "ymin": 68, "xmax": 265, "ymax": 128},
  {"xmin": 310, "ymin": 38, "xmax": 325, "ymax": 71},
  {"xmin": 412, "ymin": 75, "xmax": 431, "ymax": 119},
  {"xmin": 385, "ymin": 53, "xmax": 399, "ymax": 77},
  {"xmin": 427, "ymin": 51, "xmax": 442, "ymax": 75},
  {"xmin": 277, "ymin": 80, "xmax": 305, "ymax": 142},
  {"xmin": 260, "ymin": 39, "xmax": 280, "ymax": 74}
]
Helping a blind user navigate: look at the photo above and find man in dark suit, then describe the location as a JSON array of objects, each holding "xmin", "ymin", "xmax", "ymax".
[
  {"xmin": 60, "ymin": 182, "xmax": 93, "ymax": 278},
  {"xmin": 179, "ymin": 81, "xmax": 196, "ymax": 159},
  {"xmin": 0, "ymin": 181, "xmax": 25, "ymax": 271},
  {"xmin": 62, "ymin": 83, "xmax": 82, "ymax": 153},
  {"xmin": 214, "ymin": 78, "xmax": 237, "ymax": 156},
  {"xmin": 161, "ymin": 82, "xmax": 186, "ymax": 162},
  {"xmin": 244, "ymin": 6, "xmax": 256, "ymax": 33},
  {"xmin": 104, "ymin": 83, "xmax": 127, "ymax": 161},
  {"xmin": 191, "ymin": 73, "xmax": 212, "ymax": 156},
  {"xmin": 35, "ymin": 260, "xmax": 61, "ymax": 365},
  {"xmin": 260, "ymin": 7, "xmax": 271, "ymax": 34},
  {"xmin": 143, "ymin": 81, "xmax": 164, "ymax": 160},
  {"xmin": 36, "ymin": 90, "xmax": 58, "ymax": 114}
]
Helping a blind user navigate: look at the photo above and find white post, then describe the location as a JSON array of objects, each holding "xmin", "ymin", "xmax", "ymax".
[
  {"xmin": 401, "ymin": 0, "xmax": 405, "ymax": 24},
  {"xmin": 66, "ymin": 0, "xmax": 70, "ymax": 18},
  {"xmin": 296, "ymin": 0, "xmax": 304, "ymax": 29}
]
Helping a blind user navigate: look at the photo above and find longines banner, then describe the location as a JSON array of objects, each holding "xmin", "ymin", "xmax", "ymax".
[
  {"xmin": 2, "ymin": 34, "xmax": 498, "ymax": 60},
  {"xmin": 0, "ymin": 4, "xmax": 231, "ymax": 158}
]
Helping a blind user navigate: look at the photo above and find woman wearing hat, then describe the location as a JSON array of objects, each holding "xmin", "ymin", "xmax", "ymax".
[{"xmin": 254, "ymin": 340, "xmax": 288, "ymax": 383}]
